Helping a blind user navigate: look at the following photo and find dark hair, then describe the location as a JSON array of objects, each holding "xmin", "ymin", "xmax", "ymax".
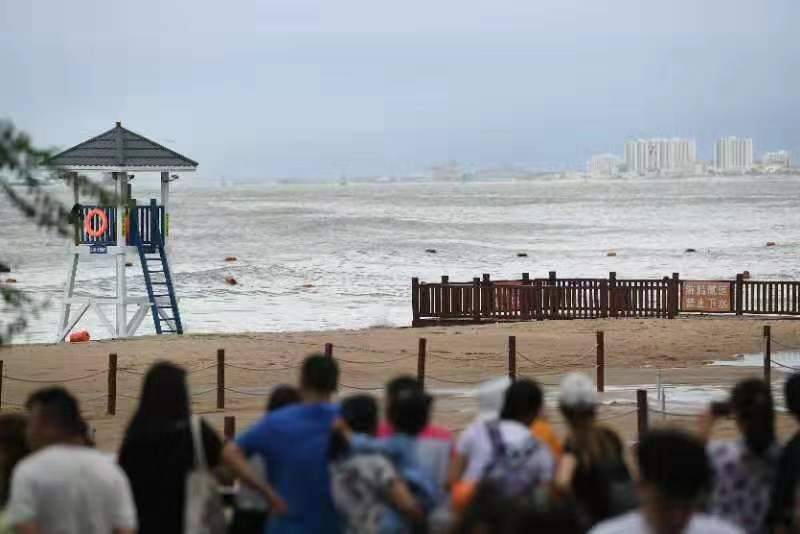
[
  {"xmin": 300, "ymin": 354, "xmax": 339, "ymax": 394},
  {"xmin": 125, "ymin": 362, "xmax": 189, "ymax": 436},
  {"xmin": 341, "ymin": 395, "xmax": 379, "ymax": 435},
  {"xmin": 388, "ymin": 388, "xmax": 431, "ymax": 436},
  {"xmin": 637, "ymin": 429, "xmax": 711, "ymax": 503},
  {"xmin": 267, "ymin": 385, "xmax": 301, "ymax": 413},
  {"xmin": 785, "ymin": 373, "xmax": 800, "ymax": 419},
  {"xmin": 0, "ymin": 414, "xmax": 28, "ymax": 506},
  {"xmin": 731, "ymin": 378, "xmax": 775, "ymax": 457},
  {"xmin": 386, "ymin": 375, "xmax": 422, "ymax": 401},
  {"xmin": 26, "ymin": 387, "xmax": 84, "ymax": 437},
  {"xmin": 453, "ymin": 482, "xmax": 582, "ymax": 534},
  {"xmin": 499, "ymin": 378, "xmax": 543, "ymax": 424}
]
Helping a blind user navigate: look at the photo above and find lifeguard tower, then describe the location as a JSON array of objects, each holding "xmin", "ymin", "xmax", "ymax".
[{"xmin": 49, "ymin": 122, "xmax": 198, "ymax": 342}]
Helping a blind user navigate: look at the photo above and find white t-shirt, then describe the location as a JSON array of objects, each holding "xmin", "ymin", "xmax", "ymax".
[
  {"xmin": 456, "ymin": 418, "xmax": 549, "ymax": 481},
  {"xmin": 5, "ymin": 444, "xmax": 137, "ymax": 533},
  {"xmin": 590, "ymin": 511, "xmax": 744, "ymax": 534}
]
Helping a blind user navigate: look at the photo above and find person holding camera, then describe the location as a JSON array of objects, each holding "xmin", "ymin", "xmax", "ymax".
[{"xmin": 698, "ymin": 378, "xmax": 779, "ymax": 534}]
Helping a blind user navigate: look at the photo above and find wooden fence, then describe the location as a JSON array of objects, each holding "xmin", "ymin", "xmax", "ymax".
[{"xmin": 412, "ymin": 272, "xmax": 800, "ymax": 326}]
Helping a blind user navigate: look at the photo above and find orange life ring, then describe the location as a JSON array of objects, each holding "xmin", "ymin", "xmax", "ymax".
[{"xmin": 84, "ymin": 208, "xmax": 109, "ymax": 238}]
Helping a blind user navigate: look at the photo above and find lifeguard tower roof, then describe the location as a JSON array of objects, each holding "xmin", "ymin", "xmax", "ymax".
[{"xmin": 49, "ymin": 122, "xmax": 198, "ymax": 172}]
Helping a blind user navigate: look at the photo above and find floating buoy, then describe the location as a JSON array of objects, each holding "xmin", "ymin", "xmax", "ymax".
[
  {"xmin": 302, "ymin": 283, "xmax": 314, "ymax": 288},
  {"xmin": 685, "ymin": 248, "xmax": 697, "ymax": 253},
  {"xmin": 69, "ymin": 330, "xmax": 91, "ymax": 343},
  {"xmin": 517, "ymin": 252, "xmax": 528, "ymax": 258},
  {"xmin": 0, "ymin": 263, "xmax": 9, "ymax": 273},
  {"xmin": 125, "ymin": 262, "xmax": 133, "ymax": 267},
  {"xmin": 225, "ymin": 276, "xmax": 238, "ymax": 285},
  {"xmin": 766, "ymin": 242, "xmax": 777, "ymax": 247},
  {"xmin": 225, "ymin": 256, "xmax": 237, "ymax": 262},
  {"xmin": 742, "ymin": 271, "xmax": 751, "ymax": 279},
  {"xmin": 425, "ymin": 249, "xmax": 437, "ymax": 254},
  {"xmin": 607, "ymin": 251, "xmax": 617, "ymax": 257},
  {"xmin": 5, "ymin": 278, "xmax": 16, "ymax": 284}
]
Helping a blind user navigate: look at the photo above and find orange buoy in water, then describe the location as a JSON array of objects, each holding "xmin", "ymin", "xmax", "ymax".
[
  {"xmin": 225, "ymin": 256, "xmax": 237, "ymax": 262},
  {"xmin": 225, "ymin": 276, "xmax": 238, "ymax": 286},
  {"xmin": 69, "ymin": 330, "xmax": 91, "ymax": 343},
  {"xmin": 5, "ymin": 278, "xmax": 17, "ymax": 284}
]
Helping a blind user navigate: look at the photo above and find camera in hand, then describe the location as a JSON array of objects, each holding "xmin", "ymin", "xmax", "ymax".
[{"xmin": 710, "ymin": 401, "xmax": 732, "ymax": 417}]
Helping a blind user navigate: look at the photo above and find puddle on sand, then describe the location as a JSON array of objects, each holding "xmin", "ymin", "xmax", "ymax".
[{"xmin": 710, "ymin": 351, "xmax": 800, "ymax": 371}]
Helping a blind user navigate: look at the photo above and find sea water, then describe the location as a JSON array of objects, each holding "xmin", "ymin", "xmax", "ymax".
[{"xmin": 2, "ymin": 175, "xmax": 799, "ymax": 343}]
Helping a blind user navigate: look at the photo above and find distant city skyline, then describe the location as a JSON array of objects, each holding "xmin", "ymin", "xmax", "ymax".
[{"xmin": 1, "ymin": 0, "xmax": 798, "ymax": 180}]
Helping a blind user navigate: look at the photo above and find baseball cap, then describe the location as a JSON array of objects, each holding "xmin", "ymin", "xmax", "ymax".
[
  {"xmin": 476, "ymin": 376, "xmax": 511, "ymax": 420},
  {"xmin": 558, "ymin": 373, "xmax": 597, "ymax": 409}
]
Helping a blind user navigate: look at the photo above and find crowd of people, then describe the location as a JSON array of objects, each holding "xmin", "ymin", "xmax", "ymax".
[{"xmin": 0, "ymin": 353, "xmax": 798, "ymax": 534}]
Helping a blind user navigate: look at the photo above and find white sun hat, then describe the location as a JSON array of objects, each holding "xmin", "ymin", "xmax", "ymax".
[
  {"xmin": 558, "ymin": 372, "xmax": 598, "ymax": 409},
  {"xmin": 476, "ymin": 376, "xmax": 512, "ymax": 421}
]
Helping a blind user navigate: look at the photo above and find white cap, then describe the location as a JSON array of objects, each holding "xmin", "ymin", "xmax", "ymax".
[
  {"xmin": 476, "ymin": 376, "xmax": 511, "ymax": 420},
  {"xmin": 558, "ymin": 373, "xmax": 597, "ymax": 409}
]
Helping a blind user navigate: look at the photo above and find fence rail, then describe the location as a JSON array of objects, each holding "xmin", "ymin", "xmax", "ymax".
[{"xmin": 413, "ymin": 272, "xmax": 800, "ymax": 325}]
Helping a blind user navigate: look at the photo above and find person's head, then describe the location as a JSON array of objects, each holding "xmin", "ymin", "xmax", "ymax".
[
  {"xmin": 136, "ymin": 361, "xmax": 190, "ymax": 422},
  {"xmin": 785, "ymin": 373, "xmax": 800, "ymax": 422},
  {"xmin": 341, "ymin": 395, "xmax": 379, "ymax": 435},
  {"xmin": 476, "ymin": 377, "xmax": 512, "ymax": 420},
  {"xmin": 637, "ymin": 429, "xmax": 712, "ymax": 534},
  {"xmin": 299, "ymin": 354, "xmax": 339, "ymax": 401},
  {"xmin": 730, "ymin": 378, "xmax": 775, "ymax": 456},
  {"xmin": 267, "ymin": 385, "xmax": 301, "ymax": 413},
  {"xmin": 388, "ymin": 387, "xmax": 431, "ymax": 437},
  {"xmin": 0, "ymin": 414, "xmax": 28, "ymax": 505},
  {"xmin": 25, "ymin": 387, "xmax": 84, "ymax": 450},
  {"xmin": 385, "ymin": 375, "xmax": 423, "ymax": 420},
  {"xmin": 499, "ymin": 378, "xmax": 543, "ymax": 426},
  {"xmin": 558, "ymin": 373, "xmax": 597, "ymax": 423}
]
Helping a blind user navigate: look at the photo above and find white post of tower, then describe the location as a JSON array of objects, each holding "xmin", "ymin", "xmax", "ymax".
[{"xmin": 115, "ymin": 172, "xmax": 128, "ymax": 337}]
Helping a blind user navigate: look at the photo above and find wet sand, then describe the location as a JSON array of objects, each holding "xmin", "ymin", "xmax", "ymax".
[{"xmin": 2, "ymin": 316, "xmax": 800, "ymax": 450}]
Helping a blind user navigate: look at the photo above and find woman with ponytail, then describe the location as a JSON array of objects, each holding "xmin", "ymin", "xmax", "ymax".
[{"xmin": 700, "ymin": 378, "xmax": 779, "ymax": 534}]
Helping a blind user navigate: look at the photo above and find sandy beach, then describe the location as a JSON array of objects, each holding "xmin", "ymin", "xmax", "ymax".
[{"xmin": 2, "ymin": 316, "xmax": 800, "ymax": 450}]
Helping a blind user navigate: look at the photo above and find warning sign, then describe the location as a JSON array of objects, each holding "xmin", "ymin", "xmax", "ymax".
[{"xmin": 681, "ymin": 281, "xmax": 731, "ymax": 312}]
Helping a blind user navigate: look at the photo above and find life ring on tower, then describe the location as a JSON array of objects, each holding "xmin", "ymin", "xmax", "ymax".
[{"xmin": 84, "ymin": 208, "xmax": 109, "ymax": 238}]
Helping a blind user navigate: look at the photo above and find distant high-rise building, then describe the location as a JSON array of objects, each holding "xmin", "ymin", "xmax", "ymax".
[
  {"xmin": 714, "ymin": 137, "xmax": 753, "ymax": 171},
  {"xmin": 763, "ymin": 150, "xmax": 790, "ymax": 167},
  {"xmin": 587, "ymin": 154, "xmax": 621, "ymax": 177},
  {"xmin": 623, "ymin": 138, "xmax": 696, "ymax": 175}
]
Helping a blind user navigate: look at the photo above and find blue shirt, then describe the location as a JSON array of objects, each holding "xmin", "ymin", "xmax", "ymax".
[{"xmin": 237, "ymin": 403, "xmax": 341, "ymax": 534}]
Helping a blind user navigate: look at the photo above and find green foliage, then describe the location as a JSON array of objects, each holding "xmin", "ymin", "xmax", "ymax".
[{"xmin": 0, "ymin": 120, "xmax": 114, "ymax": 345}]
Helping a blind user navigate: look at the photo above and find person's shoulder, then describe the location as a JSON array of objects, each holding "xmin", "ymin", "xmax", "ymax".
[
  {"xmin": 419, "ymin": 424, "xmax": 453, "ymax": 442},
  {"xmin": 688, "ymin": 514, "xmax": 745, "ymax": 534},
  {"xmin": 588, "ymin": 511, "xmax": 642, "ymax": 533}
]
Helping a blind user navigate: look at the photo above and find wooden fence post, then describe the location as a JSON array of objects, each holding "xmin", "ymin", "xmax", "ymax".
[
  {"xmin": 325, "ymin": 343, "xmax": 333, "ymax": 359},
  {"xmin": 411, "ymin": 277, "xmax": 420, "ymax": 327},
  {"xmin": 671, "ymin": 273, "xmax": 680, "ymax": 318},
  {"xmin": 508, "ymin": 336, "xmax": 517, "ymax": 381},
  {"xmin": 609, "ymin": 272, "xmax": 618, "ymax": 318},
  {"xmin": 107, "ymin": 353, "xmax": 117, "ymax": 415},
  {"xmin": 441, "ymin": 275, "xmax": 450, "ymax": 318},
  {"xmin": 735, "ymin": 273, "xmax": 744, "ymax": 316},
  {"xmin": 637, "ymin": 389, "xmax": 649, "ymax": 440},
  {"xmin": 764, "ymin": 325, "xmax": 771, "ymax": 384},
  {"xmin": 0, "ymin": 360, "xmax": 3, "ymax": 411},
  {"xmin": 596, "ymin": 332, "xmax": 605, "ymax": 393},
  {"xmin": 482, "ymin": 274, "xmax": 492, "ymax": 317},
  {"xmin": 548, "ymin": 271, "xmax": 558, "ymax": 319},
  {"xmin": 472, "ymin": 277, "xmax": 481, "ymax": 322},
  {"xmin": 224, "ymin": 415, "xmax": 236, "ymax": 440},
  {"xmin": 217, "ymin": 349, "xmax": 225, "ymax": 410},
  {"xmin": 521, "ymin": 273, "xmax": 530, "ymax": 321},
  {"xmin": 417, "ymin": 338, "xmax": 427, "ymax": 388}
]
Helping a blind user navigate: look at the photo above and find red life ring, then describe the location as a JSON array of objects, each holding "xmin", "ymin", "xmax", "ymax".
[{"xmin": 84, "ymin": 208, "xmax": 109, "ymax": 238}]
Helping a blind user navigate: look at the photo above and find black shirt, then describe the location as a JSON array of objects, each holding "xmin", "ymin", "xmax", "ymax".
[
  {"xmin": 768, "ymin": 432, "xmax": 800, "ymax": 529},
  {"xmin": 118, "ymin": 418, "xmax": 222, "ymax": 534}
]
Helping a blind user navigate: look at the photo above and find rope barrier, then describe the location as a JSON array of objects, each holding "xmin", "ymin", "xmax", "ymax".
[
  {"xmin": 595, "ymin": 409, "xmax": 639, "ymax": 421},
  {"xmin": 224, "ymin": 362, "xmax": 303, "ymax": 372},
  {"xmin": 770, "ymin": 360, "xmax": 800, "ymax": 371},
  {"xmin": 426, "ymin": 375, "xmax": 486, "ymax": 385},
  {"xmin": 426, "ymin": 352, "xmax": 501, "ymax": 362},
  {"xmin": 334, "ymin": 354, "xmax": 416, "ymax": 365},
  {"xmin": 186, "ymin": 363, "xmax": 217, "ymax": 375},
  {"xmin": 118, "ymin": 368, "xmax": 145, "ymax": 376},
  {"xmin": 191, "ymin": 387, "xmax": 217, "ymax": 397},
  {"xmin": 339, "ymin": 382, "xmax": 384, "ymax": 391},
  {"xmin": 2, "ymin": 369, "xmax": 106, "ymax": 384},
  {"xmin": 224, "ymin": 386, "xmax": 271, "ymax": 397},
  {"xmin": 770, "ymin": 336, "xmax": 800, "ymax": 351}
]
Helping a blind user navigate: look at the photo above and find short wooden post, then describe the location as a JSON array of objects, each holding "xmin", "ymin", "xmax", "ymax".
[
  {"xmin": 609, "ymin": 272, "xmax": 618, "ymax": 318},
  {"xmin": 735, "ymin": 273, "xmax": 744, "ymax": 316},
  {"xmin": 521, "ymin": 273, "xmax": 531, "ymax": 320},
  {"xmin": 472, "ymin": 277, "xmax": 481, "ymax": 322},
  {"xmin": 217, "ymin": 349, "xmax": 225, "ymax": 410},
  {"xmin": 325, "ymin": 343, "xmax": 333, "ymax": 359},
  {"xmin": 411, "ymin": 277, "xmax": 420, "ymax": 327},
  {"xmin": 548, "ymin": 271, "xmax": 558, "ymax": 319},
  {"xmin": 417, "ymin": 338, "xmax": 427, "ymax": 388},
  {"xmin": 107, "ymin": 353, "xmax": 117, "ymax": 415},
  {"xmin": 508, "ymin": 336, "xmax": 517, "ymax": 381},
  {"xmin": 596, "ymin": 331, "xmax": 605, "ymax": 393},
  {"xmin": 0, "ymin": 360, "xmax": 5, "ymax": 411},
  {"xmin": 637, "ymin": 389, "xmax": 649, "ymax": 440},
  {"xmin": 441, "ymin": 275, "xmax": 450, "ymax": 318},
  {"xmin": 671, "ymin": 273, "xmax": 680, "ymax": 318},
  {"xmin": 224, "ymin": 415, "xmax": 236, "ymax": 440},
  {"xmin": 482, "ymin": 274, "xmax": 492, "ymax": 317},
  {"xmin": 764, "ymin": 325, "xmax": 772, "ymax": 384}
]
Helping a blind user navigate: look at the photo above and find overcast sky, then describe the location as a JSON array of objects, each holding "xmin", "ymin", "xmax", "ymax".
[{"xmin": 1, "ymin": 0, "xmax": 798, "ymax": 179}]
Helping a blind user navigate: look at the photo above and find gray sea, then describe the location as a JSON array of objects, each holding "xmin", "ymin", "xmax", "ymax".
[{"xmin": 2, "ymin": 175, "xmax": 799, "ymax": 344}]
